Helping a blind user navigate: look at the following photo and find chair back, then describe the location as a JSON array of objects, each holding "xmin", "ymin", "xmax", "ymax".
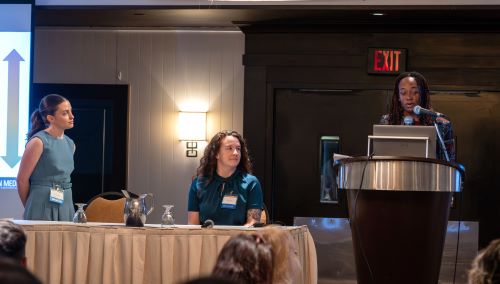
[{"xmin": 85, "ymin": 192, "xmax": 126, "ymax": 223}]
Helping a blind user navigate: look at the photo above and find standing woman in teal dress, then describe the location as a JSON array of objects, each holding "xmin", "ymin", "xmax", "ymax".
[{"xmin": 17, "ymin": 94, "xmax": 76, "ymax": 221}]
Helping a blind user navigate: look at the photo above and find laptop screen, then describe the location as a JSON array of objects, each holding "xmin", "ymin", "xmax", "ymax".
[{"xmin": 370, "ymin": 125, "xmax": 437, "ymax": 158}]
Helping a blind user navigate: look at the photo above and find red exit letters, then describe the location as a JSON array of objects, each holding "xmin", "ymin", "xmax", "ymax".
[
  {"xmin": 367, "ymin": 48, "xmax": 406, "ymax": 74},
  {"xmin": 374, "ymin": 50, "xmax": 401, "ymax": 71}
]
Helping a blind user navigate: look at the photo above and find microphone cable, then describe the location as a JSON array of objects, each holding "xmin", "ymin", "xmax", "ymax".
[
  {"xmin": 350, "ymin": 154, "xmax": 375, "ymax": 282},
  {"xmin": 452, "ymin": 165, "xmax": 465, "ymax": 284}
]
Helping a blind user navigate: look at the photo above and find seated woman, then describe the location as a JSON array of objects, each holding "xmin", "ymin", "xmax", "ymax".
[
  {"xmin": 188, "ymin": 130, "xmax": 263, "ymax": 226},
  {"xmin": 212, "ymin": 233, "xmax": 273, "ymax": 284},
  {"xmin": 379, "ymin": 71, "xmax": 456, "ymax": 162}
]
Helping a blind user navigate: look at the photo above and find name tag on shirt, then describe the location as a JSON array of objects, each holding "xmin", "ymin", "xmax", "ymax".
[
  {"xmin": 221, "ymin": 194, "xmax": 238, "ymax": 209},
  {"xmin": 49, "ymin": 186, "xmax": 64, "ymax": 204}
]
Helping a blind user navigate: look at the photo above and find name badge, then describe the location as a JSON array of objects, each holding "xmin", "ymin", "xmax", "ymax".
[
  {"xmin": 221, "ymin": 194, "xmax": 238, "ymax": 209},
  {"xmin": 49, "ymin": 185, "xmax": 64, "ymax": 204}
]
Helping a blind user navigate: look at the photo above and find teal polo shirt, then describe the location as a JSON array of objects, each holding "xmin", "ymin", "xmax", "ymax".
[{"xmin": 188, "ymin": 170, "xmax": 263, "ymax": 225}]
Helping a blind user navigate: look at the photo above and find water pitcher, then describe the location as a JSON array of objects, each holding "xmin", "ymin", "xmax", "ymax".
[{"xmin": 123, "ymin": 191, "xmax": 154, "ymax": 227}]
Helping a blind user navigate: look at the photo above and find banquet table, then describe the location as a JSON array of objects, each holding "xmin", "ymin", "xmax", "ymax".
[{"xmin": 15, "ymin": 221, "xmax": 317, "ymax": 284}]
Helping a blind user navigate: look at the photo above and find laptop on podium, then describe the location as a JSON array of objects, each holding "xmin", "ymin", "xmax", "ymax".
[{"xmin": 369, "ymin": 125, "xmax": 437, "ymax": 158}]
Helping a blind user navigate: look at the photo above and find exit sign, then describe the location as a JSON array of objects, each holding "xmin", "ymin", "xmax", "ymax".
[{"xmin": 367, "ymin": 48, "xmax": 407, "ymax": 75}]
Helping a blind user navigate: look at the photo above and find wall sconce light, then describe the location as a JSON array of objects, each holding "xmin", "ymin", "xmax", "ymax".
[{"xmin": 178, "ymin": 111, "xmax": 207, "ymax": 157}]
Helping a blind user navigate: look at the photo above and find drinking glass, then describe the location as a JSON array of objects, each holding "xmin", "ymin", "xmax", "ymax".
[
  {"xmin": 161, "ymin": 205, "xmax": 175, "ymax": 227},
  {"xmin": 73, "ymin": 203, "xmax": 87, "ymax": 223}
]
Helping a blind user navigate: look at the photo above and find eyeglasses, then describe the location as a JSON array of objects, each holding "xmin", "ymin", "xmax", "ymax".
[
  {"xmin": 215, "ymin": 130, "xmax": 242, "ymax": 142},
  {"xmin": 218, "ymin": 130, "xmax": 239, "ymax": 136}
]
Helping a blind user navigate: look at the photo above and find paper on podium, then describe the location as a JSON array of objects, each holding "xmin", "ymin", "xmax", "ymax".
[{"xmin": 333, "ymin": 153, "xmax": 352, "ymax": 162}]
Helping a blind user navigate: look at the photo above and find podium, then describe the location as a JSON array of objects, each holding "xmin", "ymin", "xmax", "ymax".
[{"xmin": 337, "ymin": 156, "xmax": 464, "ymax": 284}]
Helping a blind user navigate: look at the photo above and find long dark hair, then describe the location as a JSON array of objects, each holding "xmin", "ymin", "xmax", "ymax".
[
  {"xmin": 196, "ymin": 130, "xmax": 253, "ymax": 184},
  {"xmin": 468, "ymin": 239, "xmax": 500, "ymax": 284},
  {"xmin": 388, "ymin": 71, "xmax": 433, "ymax": 125},
  {"xmin": 27, "ymin": 94, "xmax": 68, "ymax": 139},
  {"xmin": 212, "ymin": 233, "xmax": 273, "ymax": 284}
]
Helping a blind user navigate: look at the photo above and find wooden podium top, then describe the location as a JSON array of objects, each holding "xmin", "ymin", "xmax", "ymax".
[{"xmin": 336, "ymin": 156, "xmax": 464, "ymax": 192}]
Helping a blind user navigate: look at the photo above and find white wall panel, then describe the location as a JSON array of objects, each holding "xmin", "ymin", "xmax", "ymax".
[
  {"xmin": 34, "ymin": 30, "xmax": 117, "ymax": 84},
  {"xmin": 34, "ymin": 29, "xmax": 245, "ymax": 224}
]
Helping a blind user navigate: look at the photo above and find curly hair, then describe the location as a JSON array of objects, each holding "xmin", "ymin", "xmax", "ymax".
[
  {"xmin": 468, "ymin": 239, "xmax": 500, "ymax": 284},
  {"xmin": 212, "ymin": 233, "xmax": 273, "ymax": 284},
  {"xmin": 388, "ymin": 71, "xmax": 433, "ymax": 125},
  {"xmin": 196, "ymin": 130, "xmax": 253, "ymax": 184}
]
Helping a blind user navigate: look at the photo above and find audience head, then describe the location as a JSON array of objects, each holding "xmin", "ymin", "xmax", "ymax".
[
  {"xmin": 212, "ymin": 233, "xmax": 273, "ymax": 284},
  {"xmin": 197, "ymin": 130, "xmax": 253, "ymax": 181},
  {"xmin": 183, "ymin": 276, "xmax": 239, "ymax": 284},
  {"xmin": 389, "ymin": 71, "xmax": 432, "ymax": 125},
  {"xmin": 259, "ymin": 226, "xmax": 302, "ymax": 284},
  {"xmin": 0, "ymin": 220, "xmax": 27, "ymax": 266},
  {"xmin": 0, "ymin": 259, "xmax": 41, "ymax": 284},
  {"xmin": 468, "ymin": 239, "xmax": 500, "ymax": 284}
]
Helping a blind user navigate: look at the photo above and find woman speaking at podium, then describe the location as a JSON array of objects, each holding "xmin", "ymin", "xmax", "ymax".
[{"xmin": 379, "ymin": 71, "xmax": 456, "ymax": 161}]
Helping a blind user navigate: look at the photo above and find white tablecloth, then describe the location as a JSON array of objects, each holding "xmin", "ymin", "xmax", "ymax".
[{"xmin": 16, "ymin": 221, "xmax": 317, "ymax": 284}]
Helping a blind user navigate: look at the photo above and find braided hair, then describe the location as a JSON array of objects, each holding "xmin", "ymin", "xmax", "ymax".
[{"xmin": 388, "ymin": 71, "xmax": 433, "ymax": 125}]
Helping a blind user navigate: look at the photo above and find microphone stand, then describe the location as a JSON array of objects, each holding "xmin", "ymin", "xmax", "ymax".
[{"xmin": 433, "ymin": 121, "xmax": 450, "ymax": 162}]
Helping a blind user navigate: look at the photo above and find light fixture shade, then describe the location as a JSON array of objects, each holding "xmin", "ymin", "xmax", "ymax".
[{"xmin": 178, "ymin": 111, "xmax": 207, "ymax": 141}]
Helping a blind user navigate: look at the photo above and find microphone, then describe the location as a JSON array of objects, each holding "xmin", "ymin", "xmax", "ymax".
[
  {"xmin": 201, "ymin": 219, "xmax": 214, "ymax": 228},
  {"xmin": 413, "ymin": 105, "xmax": 444, "ymax": 118}
]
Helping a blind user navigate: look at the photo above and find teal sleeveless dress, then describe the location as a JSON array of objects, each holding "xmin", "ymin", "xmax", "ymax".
[{"xmin": 23, "ymin": 130, "xmax": 75, "ymax": 221}]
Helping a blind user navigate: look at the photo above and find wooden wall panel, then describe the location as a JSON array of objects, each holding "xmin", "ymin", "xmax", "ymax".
[{"xmin": 34, "ymin": 29, "xmax": 245, "ymax": 224}]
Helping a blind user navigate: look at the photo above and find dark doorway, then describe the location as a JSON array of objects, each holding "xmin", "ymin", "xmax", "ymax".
[
  {"xmin": 31, "ymin": 83, "xmax": 128, "ymax": 204},
  {"xmin": 271, "ymin": 87, "xmax": 500, "ymax": 246},
  {"xmin": 273, "ymin": 89, "xmax": 389, "ymax": 225}
]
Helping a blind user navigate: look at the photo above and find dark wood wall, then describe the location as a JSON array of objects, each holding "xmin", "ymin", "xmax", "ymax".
[{"xmin": 242, "ymin": 25, "xmax": 500, "ymax": 248}]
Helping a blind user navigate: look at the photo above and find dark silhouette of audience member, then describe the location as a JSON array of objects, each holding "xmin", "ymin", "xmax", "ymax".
[
  {"xmin": 212, "ymin": 233, "xmax": 273, "ymax": 284},
  {"xmin": 259, "ymin": 226, "xmax": 302, "ymax": 284},
  {"xmin": 0, "ymin": 219, "xmax": 27, "ymax": 267},
  {"xmin": 468, "ymin": 239, "xmax": 500, "ymax": 284},
  {"xmin": 0, "ymin": 259, "xmax": 41, "ymax": 284},
  {"xmin": 183, "ymin": 276, "xmax": 239, "ymax": 284}
]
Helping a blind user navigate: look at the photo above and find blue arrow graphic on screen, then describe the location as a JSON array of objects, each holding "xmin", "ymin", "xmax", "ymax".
[{"xmin": 2, "ymin": 49, "xmax": 24, "ymax": 167}]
